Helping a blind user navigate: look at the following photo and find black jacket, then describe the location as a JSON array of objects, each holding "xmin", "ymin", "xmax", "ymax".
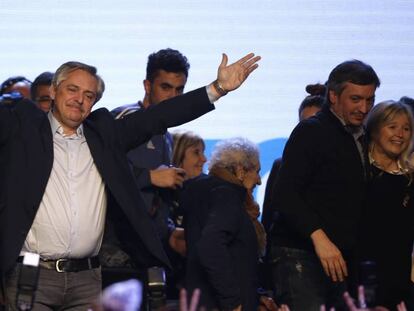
[
  {"xmin": 272, "ymin": 105, "xmax": 367, "ymax": 253},
  {"xmin": 0, "ymin": 87, "xmax": 213, "ymax": 275},
  {"xmin": 182, "ymin": 174, "xmax": 259, "ymax": 311}
]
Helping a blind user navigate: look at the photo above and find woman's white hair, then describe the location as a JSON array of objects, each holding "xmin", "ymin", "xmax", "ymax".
[{"xmin": 208, "ymin": 137, "xmax": 259, "ymax": 172}]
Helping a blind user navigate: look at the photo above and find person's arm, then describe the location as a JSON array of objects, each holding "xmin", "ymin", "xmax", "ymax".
[
  {"xmin": 117, "ymin": 53, "xmax": 260, "ymax": 152},
  {"xmin": 311, "ymin": 229, "xmax": 348, "ymax": 282},
  {"xmin": 272, "ymin": 121, "xmax": 323, "ymax": 237},
  {"xmin": 196, "ymin": 185, "xmax": 244, "ymax": 310}
]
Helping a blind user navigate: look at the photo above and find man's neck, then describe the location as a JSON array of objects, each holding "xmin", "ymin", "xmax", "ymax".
[
  {"xmin": 51, "ymin": 110, "xmax": 79, "ymax": 136},
  {"xmin": 329, "ymin": 107, "xmax": 363, "ymax": 133}
]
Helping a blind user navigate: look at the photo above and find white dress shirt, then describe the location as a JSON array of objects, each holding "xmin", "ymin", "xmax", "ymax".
[{"xmin": 22, "ymin": 112, "xmax": 107, "ymax": 259}]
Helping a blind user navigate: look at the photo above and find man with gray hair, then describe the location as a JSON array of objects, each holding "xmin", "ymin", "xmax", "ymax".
[{"xmin": 0, "ymin": 53, "xmax": 260, "ymax": 310}]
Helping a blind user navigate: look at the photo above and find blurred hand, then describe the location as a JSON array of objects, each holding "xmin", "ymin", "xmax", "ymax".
[
  {"xmin": 179, "ymin": 288, "xmax": 201, "ymax": 311},
  {"xmin": 214, "ymin": 53, "xmax": 261, "ymax": 95},
  {"xmin": 319, "ymin": 286, "xmax": 405, "ymax": 311},
  {"xmin": 150, "ymin": 165, "xmax": 186, "ymax": 189},
  {"xmin": 311, "ymin": 229, "xmax": 348, "ymax": 282},
  {"xmin": 169, "ymin": 228, "xmax": 186, "ymax": 256},
  {"xmin": 257, "ymin": 295, "xmax": 281, "ymax": 311}
]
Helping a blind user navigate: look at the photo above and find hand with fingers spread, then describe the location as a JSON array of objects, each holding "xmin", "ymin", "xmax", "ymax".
[
  {"xmin": 319, "ymin": 286, "xmax": 406, "ymax": 311},
  {"xmin": 179, "ymin": 288, "xmax": 201, "ymax": 311},
  {"xmin": 396, "ymin": 301, "xmax": 408, "ymax": 311},
  {"xmin": 150, "ymin": 165, "xmax": 186, "ymax": 189},
  {"xmin": 311, "ymin": 229, "xmax": 348, "ymax": 282},
  {"xmin": 210, "ymin": 53, "xmax": 261, "ymax": 98},
  {"xmin": 343, "ymin": 288, "xmax": 389, "ymax": 311}
]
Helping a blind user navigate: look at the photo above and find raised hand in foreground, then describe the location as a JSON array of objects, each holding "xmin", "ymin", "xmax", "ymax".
[
  {"xmin": 209, "ymin": 53, "xmax": 261, "ymax": 99},
  {"xmin": 319, "ymin": 286, "xmax": 407, "ymax": 311}
]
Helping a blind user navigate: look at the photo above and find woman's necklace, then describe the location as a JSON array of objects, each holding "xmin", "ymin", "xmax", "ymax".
[{"xmin": 369, "ymin": 152, "xmax": 403, "ymax": 175}]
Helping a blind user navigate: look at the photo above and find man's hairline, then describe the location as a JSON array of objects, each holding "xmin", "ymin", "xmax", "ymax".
[{"xmin": 147, "ymin": 69, "xmax": 188, "ymax": 83}]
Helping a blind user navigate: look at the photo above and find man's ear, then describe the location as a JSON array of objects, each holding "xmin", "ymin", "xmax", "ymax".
[
  {"xmin": 329, "ymin": 90, "xmax": 337, "ymax": 105},
  {"xmin": 49, "ymin": 85, "xmax": 56, "ymax": 100},
  {"xmin": 143, "ymin": 79, "xmax": 151, "ymax": 96}
]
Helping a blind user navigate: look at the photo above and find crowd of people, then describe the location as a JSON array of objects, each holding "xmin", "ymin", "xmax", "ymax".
[{"xmin": 0, "ymin": 48, "xmax": 413, "ymax": 311}]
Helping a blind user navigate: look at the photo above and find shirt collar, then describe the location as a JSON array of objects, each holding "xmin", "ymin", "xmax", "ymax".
[
  {"xmin": 329, "ymin": 107, "xmax": 364, "ymax": 139},
  {"xmin": 48, "ymin": 111, "xmax": 84, "ymax": 137}
]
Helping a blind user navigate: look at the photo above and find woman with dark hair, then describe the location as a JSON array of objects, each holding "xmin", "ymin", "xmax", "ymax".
[
  {"xmin": 358, "ymin": 100, "xmax": 414, "ymax": 309},
  {"xmin": 182, "ymin": 137, "xmax": 273, "ymax": 311},
  {"xmin": 298, "ymin": 83, "xmax": 326, "ymax": 120}
]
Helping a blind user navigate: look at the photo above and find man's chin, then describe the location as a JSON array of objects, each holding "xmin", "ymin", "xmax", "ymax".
[{"xmin": 349, "ymin": 119, "xmax": 364, "ymax": 127}]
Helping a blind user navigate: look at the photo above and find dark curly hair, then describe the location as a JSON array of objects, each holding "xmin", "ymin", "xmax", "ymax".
[{"xmin": 146, "ymin": 48, "xmax": 190, "ymax": 82}]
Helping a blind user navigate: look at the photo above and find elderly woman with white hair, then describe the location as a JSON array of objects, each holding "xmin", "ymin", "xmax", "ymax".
[{"xmin": 181, "ymin": 137, "xmax": 274, "ymax": 311}]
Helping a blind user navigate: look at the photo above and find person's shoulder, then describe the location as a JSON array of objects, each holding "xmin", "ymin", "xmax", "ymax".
[
  {"xmin": 88, "ymin": 107, "xmax": 112, "ymax": 118},
  {"xmin": 184, "ymin": 173, "xmax": 213, "ymax": 191},
  {"xmin": 184, "ymin": 174, "xmax": 238, "ymax": 194},
  {"xmin": 10, "ymin": 98, "xmax": 45, "ymax": 119},
  {"xmin": 293, "ymin": 108, "xmax": 335, "ymax": 137},
  {"xmin": 85, "ymin": 108, "xmax": 116, "ymax": 128},
  {"xmin": 111, "ymin": 102, "xmax": 141, "ymax": 118},
  {"xmin": 290, "ymin": 116, "xmax": 321, "ymax": 140}
]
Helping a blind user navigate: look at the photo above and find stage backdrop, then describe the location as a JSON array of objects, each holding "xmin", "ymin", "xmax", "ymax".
[{"xmin": 1, "ymin": 0, "xmax": 413, "ymax": 208}]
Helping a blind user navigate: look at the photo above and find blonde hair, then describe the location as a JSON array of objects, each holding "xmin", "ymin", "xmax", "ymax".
[
  {"xmin": 365, "ymin": 100, "xmax": 414, "ymax": 172},
  {"xmin": 172, "ymin": 131, "xmax": 205, "ymax": 168}
]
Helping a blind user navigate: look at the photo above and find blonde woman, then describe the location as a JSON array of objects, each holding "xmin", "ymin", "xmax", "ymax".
[
  {"xmin": 172, "ymin": 131, "xmax": 207, "ymax": 179},
  {"xmin": 358, "ymin": 100, "xmax": 414, "ymax": 309}
]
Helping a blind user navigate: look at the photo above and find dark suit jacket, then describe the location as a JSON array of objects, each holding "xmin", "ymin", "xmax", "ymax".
[
  {"xmin": 0, "ymin": 87, "xmax": 214, "ymax": 276},
  {"xmin": 182, "ymin": 174, "xmax": 259, "ymax": 311},
  {"xmin": 272, "ymin": 105, "xmax": 367, "ymax": 253}
]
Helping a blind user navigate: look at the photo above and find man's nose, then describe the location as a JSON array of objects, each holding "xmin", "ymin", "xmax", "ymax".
[
  {"xmin": 358, "ymin": 101, "xmax": 370, "ymax": 114},
  {"xmin": 74, "ymin": 91, "xmax": 84, "ymax": 104},
  {"xmin": 172, "ymin": 89, "xmax": 180, "ymax": 97}
]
